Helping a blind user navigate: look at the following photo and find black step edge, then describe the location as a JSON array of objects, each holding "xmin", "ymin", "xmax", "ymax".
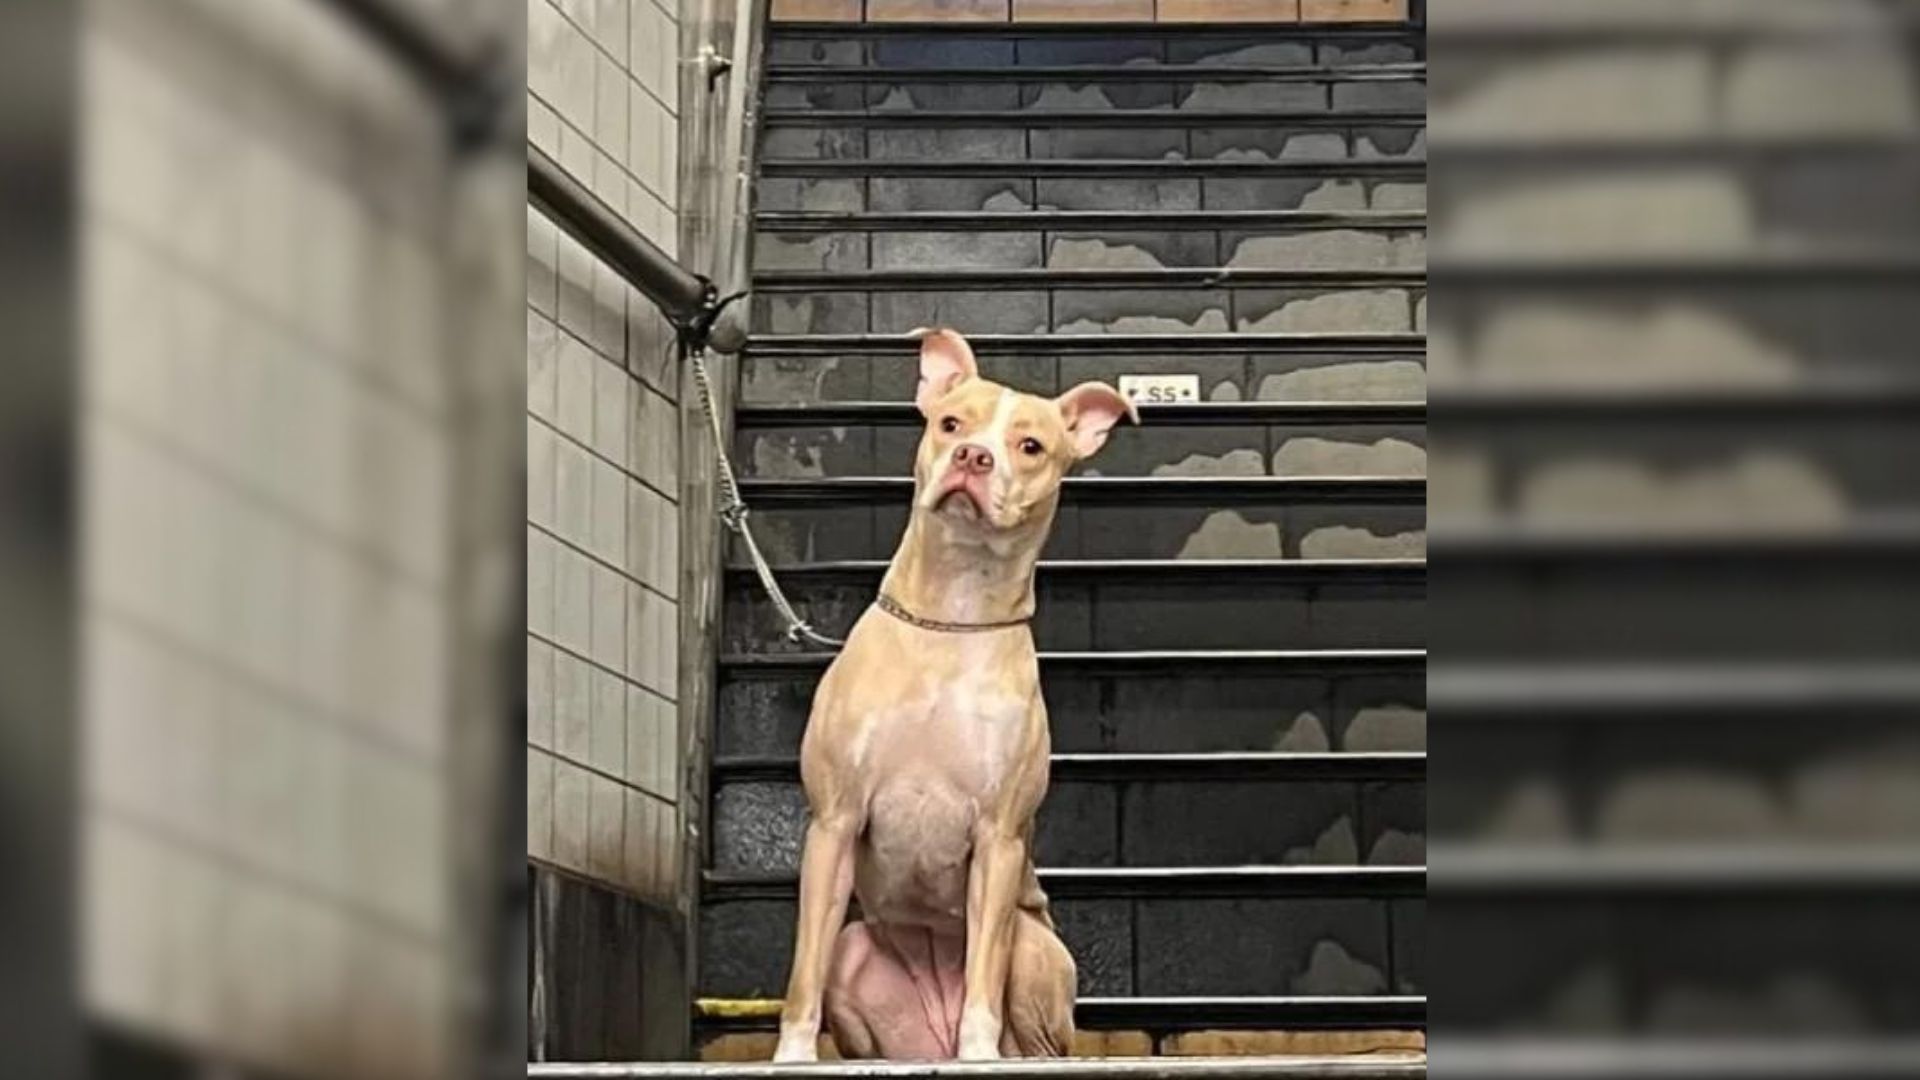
[
  {"xmin": 735, "ymin": 475, "xmax": 1427, "ymax": 504},
  {"xmin": 762, "ymin": 109, "xmax": 1427, "ymax": 128},
  {"xmin": 713, "ymin": 750, "xmax": 1427, "ymax": 785},
  {"xmin": 752, "ymin": 267, "xmax": 1427, "ymax": 291},
  {"xmin": 772, "ymin": 21, "xmax": 1423, "ymax": 38},
  {"xmin": 755, "ymin": 208, "xmax": 1428, "ymax": 231},
  {"xmin": 1430, "ymin": 383, "xmax": 1920, "ymax": 419},
  {"xmin": 761, "ymin": 158, "xmax": 1426, "ymax": 178},
  {"xmin": 1436, "ymin": 253, "xmax": 1920, "ymax": 284},
  {"xmin": 725, "ymin": 558, "xmax": 1425, "ymax": 586},
  {"xmin": 1440, "ymin": 1038, "xmax": 1920, "ymax": 1079},
  {"xmin": 694, "ymin": 995, "xmax": 1429, "ymax": 1034},
  {"xmin": 722, "ymin": 648, "xmax": 1427, "ymax": 675},
  {"xmin": 737, "ymin": 401, "xmax": 1426, "ymax": 426},
  {"xmin": 1430, "ymin": 845, "xmax": 1920, "ymax": 896},
  {"xmin": 1434, "ymin": 520, "xmax": 1920, "ymax": 564},
  {"xmin": 1428, "ymin": 663, "xmax": 1920, "ymax": 715},
  {"xmin": 703, "ymin": 865, "xmax": 1425, "ymax": 901},
  {"xmin": 744, "ymin": 332, "xmax": 1427, "ymax": 356},
  {"xmin": 766, "ymin": 61, "xmax": 1426, "ymax": 83}
]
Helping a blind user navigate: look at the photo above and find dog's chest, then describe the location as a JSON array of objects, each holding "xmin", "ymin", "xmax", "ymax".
[{"xmin": 849, "ymin": 670, "xmax": 1032, "ymax": 923}]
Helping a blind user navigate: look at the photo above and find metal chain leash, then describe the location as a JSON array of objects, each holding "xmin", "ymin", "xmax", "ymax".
[{"xmin": 685, "ymin": 337, "xmax": 846, "ymax": 651}]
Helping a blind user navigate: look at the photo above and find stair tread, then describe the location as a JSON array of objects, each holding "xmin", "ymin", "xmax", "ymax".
[
  {"xmin": 537, "ymin": 1057, "xmax": 1427, "ymax": 1079},
  {"xmin": 744, "ymin": 332, "xmax": 1426, "ymax": 354},
  {"xmin": 714, "ymin": 751, "xmax": 1426, "ymax": 784},
  {"xmin": 722, "ymin": 649, "xmax": 1426, "ymax": 672},
  {"xmin": 752, "ymin": 267, "xmax": 1425, "ymax": 290},
  {"xmin": 756, "ymin": 209, "xmax": 1427, "ymax": 230},
  {"xmin": 724, "ymin": 556, "xmax": 1426, "ymax": 576},
  {"xmin": 706, "ymin": 865, "xmax": 1423, "ymax": 900},
  {"xmin": 767, "ymin": 62, "xmax": 1426, "ymax": 83},
  {"xmin": 733, "ymin": 475, "xmax": 1425, "ymax": 504},
  {"xmin": 694, "ymin": 994, "xmax": 1428, "ymax": 1032},
  {"xmin": 1436, "ymin": 518, "xmax": 1920, "ymax": 561},
  {"xmin": 763, "ymin": 109, "xmax": 1425, "ymax": 127},
  {"xmin": 1431, "ymin": 662, "xmax": 1920, "ymax": 713},
  {"xmin": 737, "ymin": 401, "xmax": 1426, "ymax": 425},
  {"xmin": 762, "ymin": 158, "xmax": 1425, "ymax": 177},
  {"xmin": 1432, "ymin": 844, "xmax": 1920, "ymax": 893}
]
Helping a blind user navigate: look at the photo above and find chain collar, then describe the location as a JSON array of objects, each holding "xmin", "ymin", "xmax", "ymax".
[{"xmin": 874, "ymin": 592, "xmax": 1032, "ymax": 634}]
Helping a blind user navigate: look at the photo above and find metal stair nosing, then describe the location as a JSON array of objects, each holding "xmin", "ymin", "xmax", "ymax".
[
  {"xmin": 689, "ymin": 994, "xmax": 1428, "ymax": 1035},
  {"xmin": 736, "ymin": 402, "xmax": 1427, "ymax": 426},
  {"xmin": 760, "ymin": 158, "xmax": 1426, "ymax": 178},
  {"xmin": 741, "ymin": 332, "xmax": 1427, "ymax": 355},
  {"xmin": 732, "ymin": 475, "xmax": 1427, "ymax": 505},
  {"xmin": 712, "ymin": 751, "xmax": 1428, "ymax": 785},
  {"xmin": 755, "ymin": 209, "xmax": 1428, "ymax": 231}
]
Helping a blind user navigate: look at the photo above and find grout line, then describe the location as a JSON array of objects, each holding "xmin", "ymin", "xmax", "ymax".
[
  {"xmin": 532, "ymin": 743, "xmax": 679, "ymax": 808},
  {"xmin": 529, "ymin": 626, "xmax": 678, "ymax": 708},
  {"xmin": 528, "ymin": 393, "xmax": 681, "ymax": 507},
  {"xmin": 530, "ymin": 517, "xmax": 679, "ymax": 608}
]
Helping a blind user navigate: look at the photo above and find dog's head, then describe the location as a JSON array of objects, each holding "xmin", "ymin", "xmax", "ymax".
[{"xmin": 909, "ymin": 328, "xmax": 1137, "ymax": 535}]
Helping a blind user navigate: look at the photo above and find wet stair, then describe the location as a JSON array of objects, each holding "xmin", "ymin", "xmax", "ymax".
[{"xmin": 698, "ymin": 10, "xmax": 1427, "ymax": 1063}]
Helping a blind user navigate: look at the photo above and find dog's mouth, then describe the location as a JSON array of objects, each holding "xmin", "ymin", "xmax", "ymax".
[{"xmin": 931, "ymin": 472, "xmax": 993, "ymax": 522}]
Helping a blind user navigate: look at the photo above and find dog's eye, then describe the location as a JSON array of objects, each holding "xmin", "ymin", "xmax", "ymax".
[
  {"xmin": 1020, "ymin": 437, "xmax": 1044, "ymax": 456},
  {"xmin": 939, "ymin": 416, "xmax": 960, "ymax": 434}
]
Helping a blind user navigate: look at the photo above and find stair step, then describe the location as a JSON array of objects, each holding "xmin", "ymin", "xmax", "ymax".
[
  {"xmin": 714, "ymin": 750, "xmax": 1426, "ymax": 785},
  {"xmin": 768, "ymin": 62, "xmax": 1426, "ymax": 84},
  {"xmin": 740, "ymin": 401, "xmax": 1425, "ymax": 426},
  {"xmin": 744, "ymin": 332, "xmax": 1425, "ymax": 355},
  {"xmin": 727, "ymin": 557, "xmax": 1423, "ymax": 581},
  {"xmin": 1436, "ymin": 521, "xmax": 1920, "ymax": 562},
  {"xmin": 723, "ymin": 649, "xmax": 1424, "ymax": 675},
  {"xmin": 734, "ymin": 476, "xmax": 1424, "ymax": 505},
  {"xmin": 764, "ymin": 109, "xmax": 1424, "ymax": 128},
  {"xmin": 756, "ymin": 209, "xmax": 1427, "ymax": 231},
  {"xmin": 1438, "ymin": 1039, "xmax": 1920, "ymax": 1080},
  {"xmin": 706, "ymin": 866, "xmax": 1423, "ymax": 902},
  {"xmin": 754, "ymin": 268, "xmax": 1426, "ymax": 291},
  {"xmin": 1431, "ymin": 384, "xmax": 1920, "ymax": 419},
  {"xmin": 723, "ymin": 560, "xmax": 1422, "ymax": 651},
  {"xmin": 762, "ymin": 158, "xmax": 1424, "ymax": 178},
  {"xmin": 772, "ymin": 21, "xmax": 1422, "ymax": 39},
  {"xmin": 693, "ymin": 995, "xmax": 1427, "ymax": 1034},
  {"xmin": 1430, "ymin": 663, "xmax": 1920, "ymax": 715},
  {"xmin": 1437, "ymin": 253, "xmax": 1920, "ymax": 284},
  {"xmin": 536, "ymin": 1057, "xmax": 1427, "ymax": 1079},
  {"xmin": 1431, "ymin": 845, "xmax": 1920, "ymax": 895}
]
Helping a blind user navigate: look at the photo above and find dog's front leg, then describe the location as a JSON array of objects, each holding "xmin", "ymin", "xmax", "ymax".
[
  {"xmin": 957, "ymin": 825, "xmax": 1027, "ymax": 1060},
  {"xmin": 775, "ymin": 810, "xmax": 859, "ymax": 1062}
]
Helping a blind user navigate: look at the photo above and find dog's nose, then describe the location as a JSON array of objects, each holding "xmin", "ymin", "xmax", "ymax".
[{"xmin": 951, "ymin": 443, "xmax": 994, "ymax": 475}]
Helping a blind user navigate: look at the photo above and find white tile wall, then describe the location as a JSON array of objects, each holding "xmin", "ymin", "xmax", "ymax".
[{"xmin": 528, "ymin": 0, "xmax": 683, "ymax": 898}]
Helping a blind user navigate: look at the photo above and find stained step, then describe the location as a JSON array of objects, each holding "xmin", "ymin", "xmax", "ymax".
[
  {"xmin": 738, "ymin": 401, "xmax": 1427, "ymax": 426},
  {"xmin": 691, "ymin": 995, "xmax": 1429, "ymax": 1035},
  {"xmin": 734, "ymin": 476, "xmax": 1425, "ymax": 505},
  {"xmin": 762, "ymin": 158, "xmax": 1426, "ymax": 178},
  {"xmin": 701, "ymin": 892, "xmax": 1422, "ymax": 998},
  {"xmin": 756, "ymin": 208, "xmax": 1427, "ymax": 230},
  {"xmin": 754, "ymin": 268, "xmax": 1426, "ymax": 291},
  {"xmin": 713, "ymin": 750, "xmax": 1426, "ymax": 784},
  {"xmin": 707, "ymin": 866, "xmax": 1423, "ymax": 902},
  {"xmin": 724, "ymin": 560, "xmax": 1423, "ymax": 652},
  {"xmin": 744, "ymin": 332, "xmax": 1426, "ymax": 354},
  {"xmin": 768, "ymin": 61, "xmax": 1426, "ymax": 84}
]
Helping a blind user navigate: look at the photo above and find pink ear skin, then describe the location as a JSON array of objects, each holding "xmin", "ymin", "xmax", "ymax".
[
  {"xmin": 913, "ymin": 327, "xmax": 980, "ymax": 417},
  {"xmin": 1055, "ymin": 381, "xmax": 1140, "ymax": 459}
]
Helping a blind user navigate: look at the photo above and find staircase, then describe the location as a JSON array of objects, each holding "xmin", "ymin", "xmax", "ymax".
[{"xmin": 696, "ymin": 9, "xmax": 1427, "ymax": 1063}]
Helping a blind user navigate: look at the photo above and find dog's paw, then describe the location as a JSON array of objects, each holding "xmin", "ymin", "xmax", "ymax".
[{"xmin": 771, "ymin": 1029, "xmax": 818, "ymax": 1063}]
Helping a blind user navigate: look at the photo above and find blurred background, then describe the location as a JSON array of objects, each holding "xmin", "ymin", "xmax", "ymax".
[
  {"xmin": 1427, "ymin": 0, "xmax": 1920, "ymax": 1074},
  {"xmin": 5, "ymin": 0, "xmax": 526, "ymax": 1076}
]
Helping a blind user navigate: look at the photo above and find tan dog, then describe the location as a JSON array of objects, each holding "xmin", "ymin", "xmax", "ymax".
[{"xmin": 771, "ymin": 328, "xmax": 1137, "ymax": 1061}]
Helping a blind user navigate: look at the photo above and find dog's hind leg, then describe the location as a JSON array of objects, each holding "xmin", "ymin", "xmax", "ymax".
[{"xmin": 1000, "ymin": 909, "xmax": 1076, "ymax": 1058}]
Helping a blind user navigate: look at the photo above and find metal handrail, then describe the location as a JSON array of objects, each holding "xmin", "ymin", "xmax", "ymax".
[{"xmin": 527, "ymin": 142, "xmax": 719, "ymax": 332}]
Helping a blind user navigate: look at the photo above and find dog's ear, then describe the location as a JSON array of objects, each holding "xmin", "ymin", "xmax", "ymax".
[
  {"xmin": 913, "ymin": 327, "xmax": 978, "ymax": 416},
  {"xmin": 1055, "ymin": 381, "xmax": 1139, "ymax": 459}
]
